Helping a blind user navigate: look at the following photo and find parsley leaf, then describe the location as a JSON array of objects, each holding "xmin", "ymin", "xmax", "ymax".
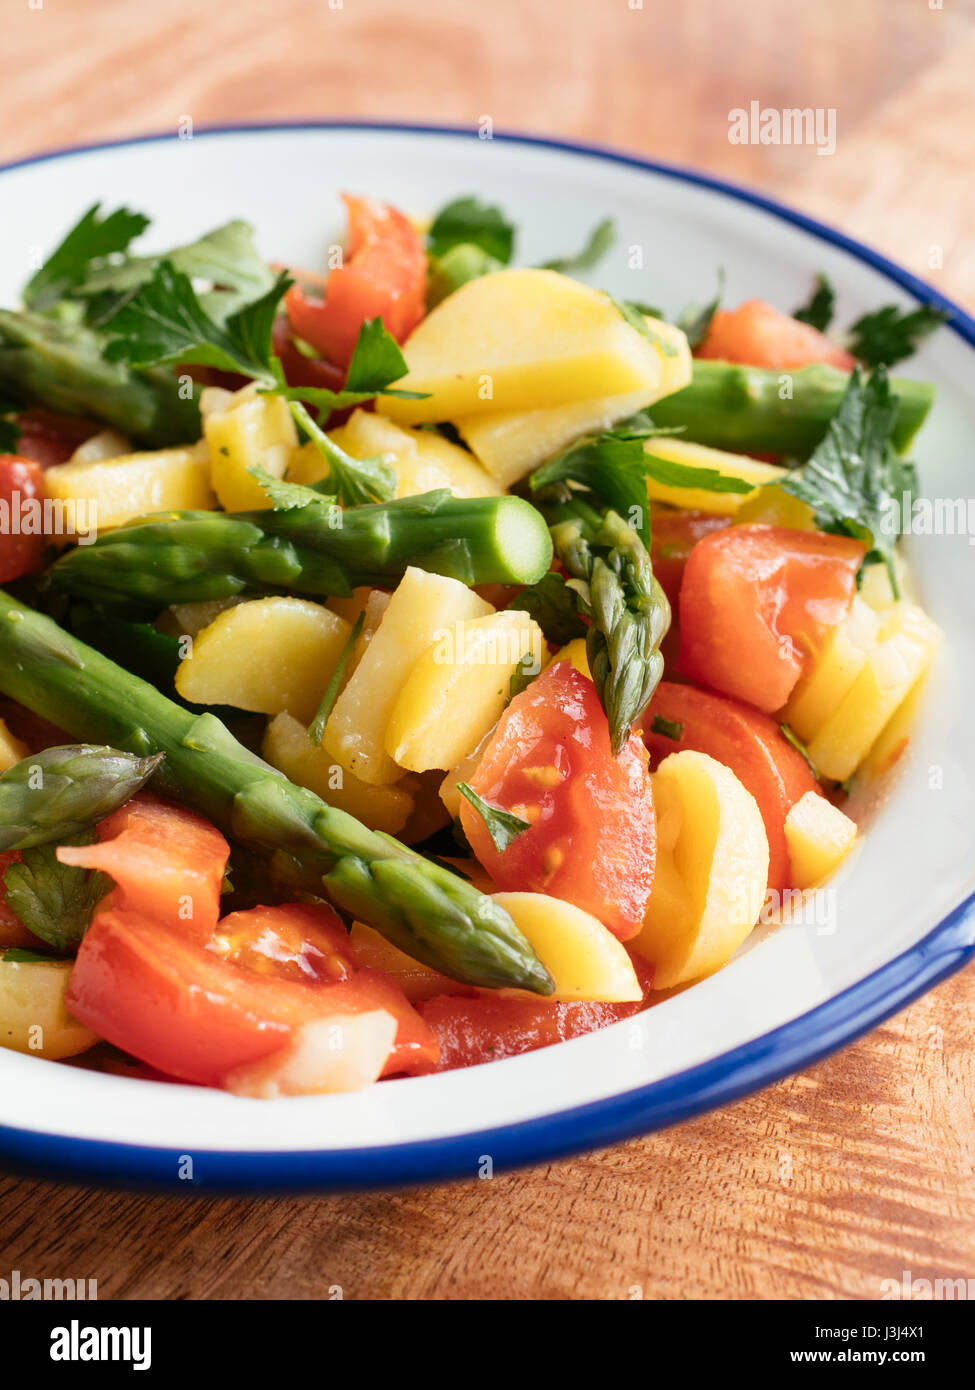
[
  {"xmin": 3, "ymin": 833, "xmax": 112, "ymax": 953},
  {"xmin": 427, "ymin": 243, "xmax": 504, "ymax": 307},
  {"xmin": 457, "ymin": 783, "xmax": 530, "ymax": 852},
  {"xmin": 793, "ymin": 273, "xmax": 835, "ymax": 333},
  {"xmin": 428, "ymin": 197, "xmax": 515, "ymax": 264},
  {"xmin": 779, "ymin": 723, "xmax": 819, "ymax": 778},
  {"xmin": 650, "ymin": 715, "xmax": 683, "ymax": 741},
  {"xmin": 847, "ymin": 302, "xmax": 947, "ymax": 368},
  {"xmin": 677, "ymin": 269, "xmax": 725, "ymax": 349},
  {"xmin": 508, "ymin": 650, "xmax": 540, "ymax": 703},
  {"xmin": 512, "ymin": 573, "xmax": 587, "ymax": 646},
  {"xmin": 1, "ymin": 946, "xmax": 55, "ymax": 963},
  {"xmin": 308, "ymin": 612, "xmax": 365, "ymax": 745},
  {"xmin": 246, "ymin": 462, "xmax": 336, "ymax": 512},
  {"xmin": 103, "ymin": 261, "xmax": 290, "ymax": 380},
  {"xmin": 274, "ymin": 317, "xmax": 428, "ymax": 417},
  {"xmin": 609, "ymin": 298, "xmax": 679, "ymax": 357},
  {"xmin": 542, "ymin": 218, "xmax": 615, "ymax": 275},
  {"xmin": 23, "ymin": 204, "xmax": 151, "ymax": 311},
  {"xmin": 288, "ymin": 401, "xmax": 397, "ymax": 506},
  {"xmin": 780, "ymin": 367, "xmax": 916, "ymax": 594}
]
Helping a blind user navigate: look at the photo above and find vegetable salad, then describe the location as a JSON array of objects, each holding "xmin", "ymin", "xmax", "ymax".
[{"xmin": 0, "ymin": 194, "xmax": 942, "ymax": 1094}]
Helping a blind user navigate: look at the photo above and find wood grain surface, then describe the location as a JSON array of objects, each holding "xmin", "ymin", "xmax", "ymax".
[{"xmin": 2, "ymin": 0, "xmax": 974, "ymax": 1301}]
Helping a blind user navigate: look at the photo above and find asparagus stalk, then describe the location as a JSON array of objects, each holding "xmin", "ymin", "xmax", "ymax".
[
  {"xmin": 541, "ymin": 496, "xmax": 670, "ymax": 754},
  {"xmin": 46, "ymin": 490, "xmax": 555, "ymax": 606},
  {"xmin": 0, "ymin": 744, "xmax": 164, "ymax": 852},
  {"xmin": 0, "ymin": 308, "xmax": 202, "ymax": 447},
  {"xmin": 651, "ymin": 360, "xmax": 934, "ymax": 458},
  {"xmin": 0, "ymin": 590, "xmax": 553, "ymax": 994}
]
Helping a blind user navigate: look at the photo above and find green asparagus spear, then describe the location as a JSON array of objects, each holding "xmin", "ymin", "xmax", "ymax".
[
  {"xmin": 0, "ymin": 590, "xmax": 553, "ymax": 994},
  {"xmin": 46, "ymin": 489, "xmax": 554, "ymax": 607},
  {"xmin": 0, "ymin": 308, "xmax": 201, "ymax": 447},
  {"xmin": 650, "ymin": 360, "xmax": 934, "ymax": 458},
  {"xmin": 540, "ymin": 495, "xmax": 670, "ymax": 754},
  {"xmin": 0, "ymin": 744, "xmax": 163, "ymax": 852}
]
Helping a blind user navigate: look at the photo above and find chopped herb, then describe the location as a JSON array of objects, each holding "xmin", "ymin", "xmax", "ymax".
[
  {"xmin": 780, "ymin": 722, "xmax": 819, "ymax": 778},
  {"xmin": 24, "ymin": 203, "xmax": 151, "ymax": 311},
  {"xmin": 428, "ymin": 197, "xmax": 515, "ymax": 265},
  {"xmin": 246, "ymin": 461, "xmax": 336, "ymax": 513},
  {"xmin": 427, "ymin": 244, "xmax": 504, "ymax": 307},
  {"xmin": 793, "ymin": 273, "xmax": 835, "ymax": 333},
  {"xmin": 456, "ymin": 783, "xmax": 530, "ymax": 853},
  {"xmin": 677, "ymin": 269, "xmax": 725, "ymax": 349},
  {"xmin": 3, "ymin": 833, "xmax": 113, "ymax": 953},
  {"xmin": 610, "ymin": 297, "xmax": 679, "ymax": 356},
  {"xmin": 288, "ymin": 400, "xmax": 397, "ymax": 506},
  {"xmin": 0, "ymin": 413, "xmax": 20, "ymax": 454},
  {"xmin": 507, "ymin": 651, "xmax": 538, "ymax": 702},
  {"xmin": 1, "ymin": 946, "xmax": 56, "ymax": 963},
  {"xmin": 847, "ymin": 302, "xmax": 948, "ymax": 368},
  {"xmin": 308, "ymin": 612, "xmax": 365, "ymax": 745},
  {"xmin": 542, "ymin": 218, "xmax": 615, "ymax": 275},
  {"xmin": 780, "ymin": 367, "xmax": 916, "ymax": 595},
  {"xmin": 513, "ymin": 573, "xmax": 587, "ymax": 646},
  {"xmin": 651, "ymin": 715, "xmax": 683, "ymax": 741},
  {"xmin": 274, "ymin": 316, "xmax": 429, "ymax": 417}
]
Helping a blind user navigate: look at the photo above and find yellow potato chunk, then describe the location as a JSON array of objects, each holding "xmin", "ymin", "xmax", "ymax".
[
  {"xmin": 44, "ymin": 441, "xmax": 214, "ymax": 535},
  {"xmin": 0, "ymin": 718, "xmax": 28, "ymax": 771},
  {"xmin": 176, "ymin": 597, "xmax": 352, "ymax": 724},
  {"xmin": 784, "ymin": 791, "xmax": 858, "ymax": 889},
  {"xmin": 732, "ymin": 484, "xmax": 816, "ymax": 530},
  {"xmin": 203, "ymin": 383, "xmax": 298, "ymax": 511},
  {"xmin": 324, "ymin": 566, "xmax": 493, "ymax": 784},
  {"xmin": 551, "ymin": 637, "xmax": 591, "ymax": 679},
  {"xmin": 643, "ymin": 438, "xmax": 787, "ymax": 514},
  {"xmin": 631, "ymin": 749, "xmax": 769, "ymax": 990},
  {"xmin": 453, "ymin": 316, "xmax": 691, "ymax": 487},
  {"xmin": 225, "ymin": 1011, "xmax": 397, "ymax": 1097},
  {"xmin": 805, "ymin": 602, "xmax": 941, "ymax": 782},
  {"xmin": 0, "ymin": 959, "xmax": 99, "ymax": 1059},
  {"xmin": 349, "ymin": 921, "xmax": 469, "ymax": 1002},
  {"xmin": 385, "ymin": 610, "xmax": 545, "ymax": 772},
  {"xmin": 263, "ymin": 712, "xmax": 415, "ymax": 835},
  {"xmin": 784, "ymin": 596, "xmax": 880, "ymax": 743},
  {"xmin": 381, "ymin": 269, "xmax": 666, "ymax": 424},
  {"xmin": 491, "ymin": 892, "xmax": 642, "ymax": 1002},
  {"xmin": 856, "ymin": 553, "xmax": 916, "ymax": 611},
  {"xmin": 67, "ymin": 428, "xmax": 130, "ymax": 464}
]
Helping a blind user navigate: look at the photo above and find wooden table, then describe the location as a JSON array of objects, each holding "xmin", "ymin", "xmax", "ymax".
[{"xmin": 2, "ymin": 0, "xmax": 974, "ymax": 1300}]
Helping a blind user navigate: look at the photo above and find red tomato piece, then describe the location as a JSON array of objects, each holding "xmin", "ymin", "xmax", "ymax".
[
  {"xmin": 459, "ymin": 662, "xmax": 655, "ymax": 941},
  {"xmin": 651, "ymin": 509, "xmax": 730, "ymax": 614},
  {"xmin": 696, "ymin": 298, "xmax": 856, "ymax": 370},
  {"xmin": 57, "ymin": 794, "xmax": 230, "ymax": 939},
  {"xmin": 679, "ymin": 524, "xmax": 865, "ymax": 712},
  {"xmin": 285, "ymin": 194, "xmax": 427, "ymax": 369},
  {"xmin": 642, "ymin": 681, "xmax": 817, "ymax": 894},
  {"xmin": 419, "ymin": 954, "xmax": 654, "ymax": 1071},
  {"xmin": 12, "ymin": 410, "xmax": 99, "ymax": 468},
  {"xmin": 0, "ymin": 850, "xmax": 38, "ymax": 949},
  {"xmin": 0, "ymin": 456, "xmax": 46, "ymax": 583}
]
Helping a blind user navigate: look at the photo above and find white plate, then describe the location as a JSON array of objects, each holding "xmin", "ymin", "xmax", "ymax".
[{"xmin": 0, "ymin": 124, "xmax": 972, "ymax": 1191}]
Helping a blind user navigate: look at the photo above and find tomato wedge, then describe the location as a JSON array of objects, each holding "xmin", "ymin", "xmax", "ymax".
[
  {"xmin": 58, "ymin": 794, "xmax": 229, "ymax": 939},
  {"xmin": 696, "ymin": 298, "xmax": 855, "ymax": 370},
  {"xmin": 284, "ymin": 195, "xmax": 428, "ymax": 369},
  {"xmin": 459, "ymin": 662, "xmax": 655, "ymax": 941},
  {"xmin": 12, "ymin": 410, "xmax": 99, "ymax": 468},
  {"xmin": 0, "ymin": 850, "xmax": 36, "ymax": 949},
  {"xmin": 419, "ymin": 953, "xmax": 654, "ymax": 1071},
  {"xmin": 642, "ymin": 681, "xmax": 817, "ymax": 894},
  {"xmin": 679, "ymin": 525, "xmax": 865, "ymax": 712},
  {"xmin": 651, "ymin": 509, "xmax": 730, "ymax": 613},
  {"xmin": 0, "ymin": 456, "xmax": 46, "ymax": 583},
  {"xmin": 67, "ymin": 901, "xmax": 439, "ymax": 1087}
]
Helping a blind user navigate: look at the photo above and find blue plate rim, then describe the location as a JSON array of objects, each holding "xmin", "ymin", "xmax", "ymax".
[{"xmin": 1, "ymin": 120, "xmax": 973, "ymax": 1193}]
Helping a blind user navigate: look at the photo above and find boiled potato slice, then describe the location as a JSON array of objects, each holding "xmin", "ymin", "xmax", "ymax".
[
  {"xmin": 385, "ymin": 610, "xmax": 545, "ymax": 772},
  {"xmin": 0, "ymin": 959, "xmax": 98, "ymax": 1059},
  {"xmin": 349, "ymin": 920, "xmax": 469, "ymax": 1001},
  {"xmin": 324, "ymin": 567, "xmax": 492, "ymax": 784},
  {"xmin": 453, "ymin": 316, "xmax": 691, "ymax": 486},
  {"xmin": 631, "ymin": 750, "xmax": 769, "ymax": 989},
  {"xmin": 643, "ymin": 438, "xmax": 787, "ymax": 514},
  {"xmin": 203, "ymin": 383, "xmax": 298, "ymax": 511},
  {"xmin": 225, "ymin": 1011, "xmax": 397, "ymax": 1097},
  {"xmin": 44, "ymin": 441, "xmax": 214, "ymax": 535},
  {"xmin": 176, "ymin": 597, "xmax": 351, "ymax": 724},
  {"xmin": 785, "ymin": 791, "xmax": 858, "ymax": 889},
  {"xmin": 857, "ymin": 553, "xmax": 916, "ymax": 611},
  {"xmin": 784, "ymin": 596, "xmax": 880, "ymax": 743},
  {"xmin": 806, "ymin": 603, "xmax": 941, "ymax": 782},
  {"xmin": 0, "ymin": 718, "xmax": 28, "ymax": 771},
  {"xmin": 381, "ymin": 269, "xmax": 666, "ymax": 424},
  {"xmin": 552, "ymin": 637, "xmax": 591, "ymax": 679},
  {"xmin": 263, "ymin": 713, "xmax": 415, "ymax": 835},
  {"xmin": 295, "ymin": 409, "xmax": 504, "ymax": 499},
  {"xmin": 492, "ymin": 892, "xmax": 642, "ymax": 1002},
  {"xmin": 67, "ymin": 428, "xmax": 130, "ymax": 464},
  {"xmin": 732, "ymin": 484, "xmax": 816, "ymax": 530}
]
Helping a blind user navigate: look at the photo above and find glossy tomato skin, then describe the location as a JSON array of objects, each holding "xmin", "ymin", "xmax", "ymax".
[
  {"xmin": 651, "ymin": 508, "xmax": 730, "ymax": 669},
  {"xmin": 642, "ymin": 681, "xmax": 817, "ymax": 894},
  {"xmin": 0, "ymin": 850, "xmax": 37, "ymax": 949},
  {"xmin": 0, "ymin": 456, "xmax": 47, "ymax": 583},
  {"xmin": 285, "ymin": 194, "xmax": 427, "ymax": 369},
  {"xmin": 12, "ymin": 410, "xmax": 99, "ymax": 467},
  {"xmin": 679, "ymin": 524, "xmax": 865, "ymax": 713},
  {"xmin": 696, "ymin": 298, "xmax": 856, "ymax": 370},
  {"xmin": 459, "ymin": 662, "xmax": 655, "ymax": 941},
  {"xmin": 419, "ymin": 954, "xmax": 654, "ymax": 1071}
]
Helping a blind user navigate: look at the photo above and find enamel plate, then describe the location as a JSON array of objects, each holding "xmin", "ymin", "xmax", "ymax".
[{"xmin": 0, "ymin": 124, "xmax": 973, "ymax": 1191}]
